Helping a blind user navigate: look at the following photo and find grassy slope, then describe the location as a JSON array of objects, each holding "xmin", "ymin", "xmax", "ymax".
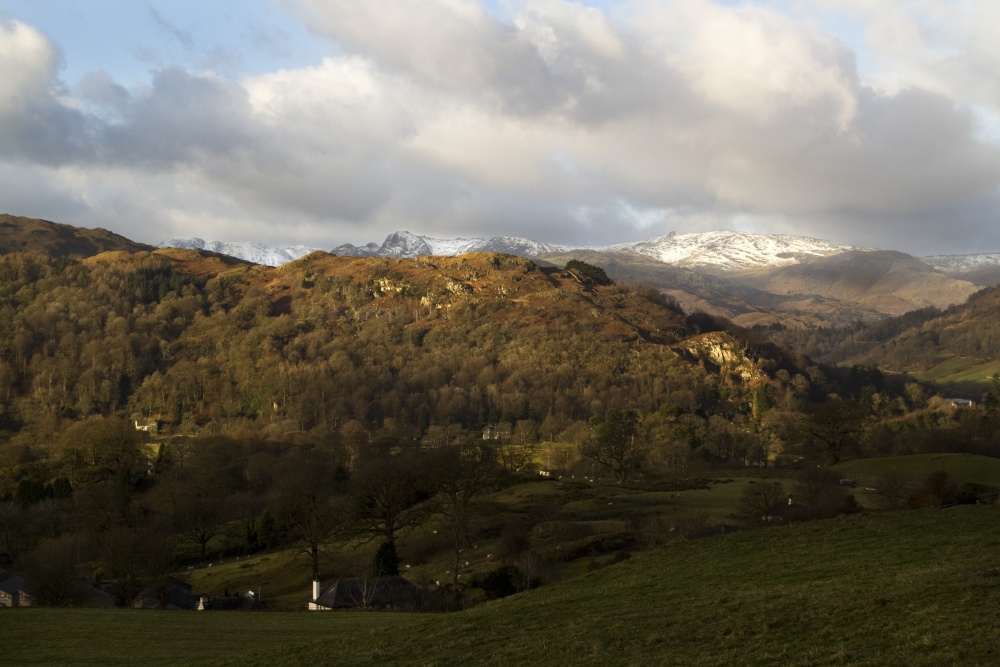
[
  {"xmin": 834, "ymin": 453, "xmax": 1000, "ymax": 487},
  {"xmin": 174, "ymin": 477, "xmax": 790, "ymax": 613},
  {"xmin": 4, "ymin": 507, "xmax": 999, "ymax": 666},
  {"xmin": 911, "ymin": 357, "xmax": 1000, "ymax": 393}
]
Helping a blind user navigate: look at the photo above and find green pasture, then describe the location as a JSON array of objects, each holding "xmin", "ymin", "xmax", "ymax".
[
  {"xmin": 913, "ymin": 357, "xmax": 1000, "ymax": 392},
  {"xmin": 164, "ymin": 474, "xmax": 854, "ymax": 614},
  {"xmin": 4, "ymin": 506, "xmax": 998, "ymax": 666},
  {"xmin": 834, "ymin": 453, "xmax": 1000, "ymax": 487}
]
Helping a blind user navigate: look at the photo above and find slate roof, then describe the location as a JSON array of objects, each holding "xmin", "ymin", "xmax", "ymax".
[
  {"xmin": 314, "ymin": 575, "xmax": 420, "ymax": 610},
  {"xmin": 0, "ymin": 569, "xmax": 35, "ymax": 607}
]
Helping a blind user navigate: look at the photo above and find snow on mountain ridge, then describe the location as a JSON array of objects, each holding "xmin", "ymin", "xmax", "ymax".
[
  {"xmin": 158, "ymin": 237, "xmax": 321, "ymax": 267},
  {"xmin": 610, "ymin": 231, "xmax": 860, "ymax": 271},
  {"xmin": 920, "ymin": 253, "xmax": 1000, "ymax": 272},
  {"xmin": 161, "ymin": 230, "xmax": 868, "ymax": 271},
  {"xmin": 334, "ymin": 232, "xmax": 567, "ymax": 259},
  {"xmin": 423, "ymin": 235, "xmax": 566, "ymax": 256}
]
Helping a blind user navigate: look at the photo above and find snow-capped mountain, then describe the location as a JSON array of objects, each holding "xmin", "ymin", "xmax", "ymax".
[
  {"xmin": 158, "ymin": 237, "xmax": 321, "ymax": 267},
  {"xmin": 609, "ymin": 231, "xmax": 860, "ymax": 271},
  {"xmin": 334, "ymin": 231, "xmax": 566, "ymax": 259},
  {"xmin": 161, "ymin": 230, "xmax": 865, "ymax": 272},
  {"xmin": 920, "ymin": 253, "xmax": 1000, "ymax": 273}
]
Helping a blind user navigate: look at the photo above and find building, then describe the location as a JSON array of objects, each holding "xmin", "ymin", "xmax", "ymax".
[
  {"xmin": 309, "ymin": 576, "xmax": 421, "ymax": 611},
  {"xmin": 0, "ymin": 569, "xmax": 35, "ymax": 608}
]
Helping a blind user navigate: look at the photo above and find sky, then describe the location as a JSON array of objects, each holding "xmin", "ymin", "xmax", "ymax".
[{"xmin": 1, "ymin": 0, "xmax": 1000, "ymax": 255}]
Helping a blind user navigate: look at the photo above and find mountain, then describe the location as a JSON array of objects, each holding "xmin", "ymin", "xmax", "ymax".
[
  {"xmin": 2, "ymin": 215, "xmax": 982, "ymax": 331},
  {"xmin": 920, "ymin": 253, "xmax": 1000, "ymax": 287},
  {"xmin": 333, "ymin": 229, "xmax": 855, "ymax": 271},
  {"xmin": 921, "ymin": 253, "xmax": 1000, "ymax": 273},
  {"xmin": 0, "ymin": 214, "xmax": 154, "ymax": 257},
  {"xmin": 333, "ymin": 231, "xmax": 565, "ymax": 259},
  {"xmin": 538, "ymin": 249, "xmax": 884, "ymax": 328},
  {"xmin": 812, "ymin": 282, "xmax": 1000, "ymax": 387},
  {"xmin": 606, "ymin": 231, "xmax": 858, "ymax": 272},
  {"xmin": 734, "ymin": 250, "xmax": 979, "ymax": 317},
  {"xmin": 0, "ymin": 245, "xmax": 821, "ymax": 442},
  {"xmin": 158, "ymin": 237, "xmax": 321, "ymax": 267}
]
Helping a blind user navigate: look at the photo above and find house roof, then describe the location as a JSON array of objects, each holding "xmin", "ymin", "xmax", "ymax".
[
  {"xmin": 0, "ymin": 569, "xmax": 34, "ymax": 596},
  {"xmin": 132, "ymin": 578, "xmax": 196, "ymax": 610},
  {"xmin": 314, "ymin": 575, "xmax": 420, "ymax": 609}
]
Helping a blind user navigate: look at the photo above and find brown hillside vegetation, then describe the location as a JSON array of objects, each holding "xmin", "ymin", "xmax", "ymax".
[
  {"xmin": 736, "ymin": 250, "xmax": 977, "ymax": 316},
  {"xmin": 816, "ymin": 284, "xmax": 1000, "ymax": 373},
  {"xmin": 541, "ymin": 249, "xmax": 883, "ymax": 328},
  {"xmin": 0, "ymin": 214, "xmax": 154, "ymax": 257},
  {"xmin": 151, "ymin": 247, "xmax": 255, "ymax": 275},
  {"xmin": 0, "ymin": 241, "xmax": 822, "ymax": 476}
]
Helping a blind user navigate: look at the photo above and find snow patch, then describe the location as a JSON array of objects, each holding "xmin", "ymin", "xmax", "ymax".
[{"xmin": 158, "ymin": 237, "xmax": 323, "ymax": 267}]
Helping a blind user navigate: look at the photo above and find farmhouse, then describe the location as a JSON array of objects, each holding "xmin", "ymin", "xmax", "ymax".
[
  {"xmin": 132, "ymin": 577, "xmax": 197, "ymax": 610},
  {"xmin": 0, "ymin": 569, "xmax": 35, "ymax": 608},
  {"xmin": 308, "ymin": 576, "xmax": 421, "ymax": 611},
  {"xmin": 134, "ymin": 418, "xmax": 160, "ymax": 432}
]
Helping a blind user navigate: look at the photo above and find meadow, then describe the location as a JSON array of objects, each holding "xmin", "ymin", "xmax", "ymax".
[{"xmin": 4, "ymin": 506, "xmax": 999, "ymax": 666}]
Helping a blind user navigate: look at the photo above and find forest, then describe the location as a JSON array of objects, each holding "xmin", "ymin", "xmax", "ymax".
[{"xmin": 2, "ymin": 244, "xmax": 1000, "ymax": 608}]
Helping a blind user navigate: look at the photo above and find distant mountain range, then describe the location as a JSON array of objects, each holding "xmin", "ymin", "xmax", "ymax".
[
  {"xmin": 158, "ymin": 237, "xmax": 322, "ymax": 267},
  {"xmin": 0, "ymin": 214, "xmax": 993, "ymax": 330},
  {"xmin": 159, "ymin": 228, "xmax": 1000, "ymax": 278},
  {"xmin": 161, "ymin": 229, "xmax": 861, "ymax": 271},
  {"xmin": 330, "ymin": 231, "xmax": 567, "ymax": 260},
  {"xmin": 152, "ymin": 228, "xmax": 997, "ymax": 326}
]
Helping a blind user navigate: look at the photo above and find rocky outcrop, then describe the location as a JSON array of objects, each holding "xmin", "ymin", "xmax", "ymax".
[{"xmin": 679, "ymin": 332, "xmax": 763, "ymax": 383}]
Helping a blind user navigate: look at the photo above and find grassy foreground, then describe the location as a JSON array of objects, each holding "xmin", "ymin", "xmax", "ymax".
[{"xmin": 4, "ymin": 506, "xmax": 999, "ymax": 666}]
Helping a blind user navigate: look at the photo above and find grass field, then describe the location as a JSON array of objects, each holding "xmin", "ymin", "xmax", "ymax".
[
  {"xmin": 912, "ymin": 357, "xmax": 1000, "ymax": 393},
  {"xmin": 834, "ymin": 453, "xmax": 1000, "ymax": 487},
  {"xmin": 180, "ymin": 476, "xmax": 780, "ymax": 612},
  {"xmin": 4, "ymin": 506, "xmax": 999, "ymax": 666}
]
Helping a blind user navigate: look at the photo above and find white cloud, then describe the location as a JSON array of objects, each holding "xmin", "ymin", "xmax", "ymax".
[
  {"xmin": 0, "ymin": 19, "xmax": 59, "ymax": 114},
  {"xmin": 1, "ymin": 2, "xmax": 1000, "ymax": 253}
]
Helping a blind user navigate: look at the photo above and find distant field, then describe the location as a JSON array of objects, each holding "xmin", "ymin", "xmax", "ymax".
[
  {"xmin": 4, "ymin": 507, "xmax": 999, "ymax": 666},
  {"xmin": 182, "ymin": 476, "xmax": 774, "ymax": 612},
  {"xmin": 912, "ymin": 357, "xmax": 1000, "ymax": 392},
  {"xmin": 834, "ymin": 453, "xmax": 1000, "ymax": 487}
]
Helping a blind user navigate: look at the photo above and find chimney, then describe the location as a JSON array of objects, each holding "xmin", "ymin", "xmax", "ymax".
[{"xmin": 312, "ymin": 580, "xmax": 321, "ymax": 601}]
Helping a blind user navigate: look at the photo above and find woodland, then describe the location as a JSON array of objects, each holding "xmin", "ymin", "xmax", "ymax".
[{"xmin": 2, "ymin": 226, "xmax": 1000, "ymax": 609}]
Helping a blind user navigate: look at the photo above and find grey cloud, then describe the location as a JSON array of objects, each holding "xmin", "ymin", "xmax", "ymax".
[
  {"xmin": 76, "ymin": 72, "xmax": 131, "ymax": 117},
  {"xmin": 3, "ymin": 3, "xmax": 1000, "ymax": 255},
  {"xmin": 0, "ymin": 99, "xmax": 95, "ymax": 165},
  {"xmin": 149, "ymin": 8, "xmax": 194, "ymax": 48},
  {"xmin": 101, "ymin": 67, "xmax": 254, "ymax": 167}
]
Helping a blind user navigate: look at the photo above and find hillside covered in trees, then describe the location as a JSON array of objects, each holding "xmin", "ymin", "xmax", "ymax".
[
  {"xmin": 3, "ymin": 217, "xmax": 1000, "ymax": 610},
  {"xmin": 0, "ymin": 234, "xmax": 825, "ymax": 464},
  {"xmin": 775, "ymin": 283, "xmax": 1000, "ymax": 382}
]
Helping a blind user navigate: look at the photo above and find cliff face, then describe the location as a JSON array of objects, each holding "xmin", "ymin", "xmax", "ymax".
[{"xmin": 680, "ymin": 332, "xmax": 764, "ymax": 384}]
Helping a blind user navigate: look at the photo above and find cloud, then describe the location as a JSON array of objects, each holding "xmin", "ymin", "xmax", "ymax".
[
  {"xmin": 149, "ymin": 8, "xmax": 194, "ymax": 48},
  {"xmin": 0, "ymin": 19, "xmax": 94, "ymax": 164},
  {"xmin": 1, "ymin": 2, "xmax": 1000, "ymax": 253}
]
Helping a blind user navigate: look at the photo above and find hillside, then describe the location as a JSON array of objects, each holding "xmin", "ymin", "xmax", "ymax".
[
  {"xmin": 801, "ymin": 284, "xmax": 1000, "ymax": 386},
  {"xmin": 3, "ymin": 507, "xmax": 998, "ymax": 666},
  {"xmin": 0, "ymin": 214, "xmax": 154, "ymax": 257},
  {"xmin": 736, "ymin": 250, "xmax": 978, "ymax": 317},
  {"xmin": 540, "ymin": 249, "xmax": 883, "ymax": 328},
  {"xmin": 158, "ymin": 237, "xmax": 320, "ymax": 267},
  {"xmin": 0, "ymin": 240, "xmax": 824, "ymax": 460},
  {"xmin": 9, "ymin": 214, "xmax": 978, "ymax": 333}
]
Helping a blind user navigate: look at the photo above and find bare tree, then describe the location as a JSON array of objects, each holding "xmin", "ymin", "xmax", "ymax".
[
  {"xmin": 582, "ymin": 409, "xmax": 642, "ymax": 482},
  {"xmin": 349, "ymin": 446, "xmax": 430, "ymax": 567},
  {"xmin": 740, "ymin": 481, "xmax": 786, "ymax": 523},
  {"xmin": 428, "ymin": 443, "xmax": 507, "ymax": 587},
  {"xmin": 276, "ymin": 447, "xmax": 347, "ymax": 581}
]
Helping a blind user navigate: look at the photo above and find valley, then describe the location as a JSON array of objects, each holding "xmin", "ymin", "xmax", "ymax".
[{"xmin": 2, "ymin": 216, "xmax": 1000, "ymax": 665}]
